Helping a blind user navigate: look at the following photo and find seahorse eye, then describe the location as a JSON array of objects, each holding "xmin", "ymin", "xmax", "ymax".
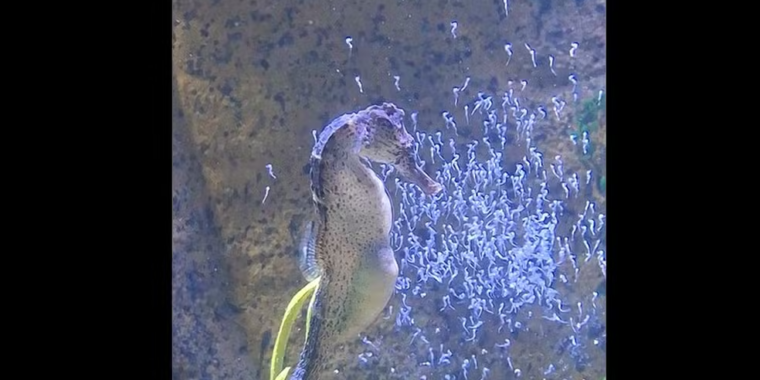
[{"xmin": 375, "ymin": 117, "xmax": 391, "ymax": 128}]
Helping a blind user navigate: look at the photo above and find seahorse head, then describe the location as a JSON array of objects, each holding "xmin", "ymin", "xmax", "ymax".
[{"xmin": 357, "ymin": 103, "xmax": 442, "ymax": 196}]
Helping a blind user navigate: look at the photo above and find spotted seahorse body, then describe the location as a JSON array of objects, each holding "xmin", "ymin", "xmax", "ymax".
[{"xmin": 290, "ymin": 103, "xmax": 442, "ymax": 380}]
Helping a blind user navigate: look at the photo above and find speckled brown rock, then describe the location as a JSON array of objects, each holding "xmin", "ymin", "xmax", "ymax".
[{"xmin": 173, "ymin": 76, "xmax": 259, "ymax": 380}]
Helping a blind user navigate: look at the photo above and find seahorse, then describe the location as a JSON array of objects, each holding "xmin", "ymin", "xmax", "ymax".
[{"xmin": 289, "ymin": 103, "xmax": 442, "ymax": 380}]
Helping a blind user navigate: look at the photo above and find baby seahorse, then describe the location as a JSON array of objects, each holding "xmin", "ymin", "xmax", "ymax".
[{"xmin": 289, "ymin": 103, "xmax": 442, "ymax": 380}]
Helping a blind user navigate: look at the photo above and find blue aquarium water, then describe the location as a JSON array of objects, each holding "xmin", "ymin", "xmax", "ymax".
[{"xmin": 172, "ymin": 0, "xmax": 606, "ymax": 379}]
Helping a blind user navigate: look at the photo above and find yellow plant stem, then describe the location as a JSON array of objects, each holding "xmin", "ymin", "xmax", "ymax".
[{"xmin": 270, "ymin": 277, "xmax": 320, "ymax": 380}]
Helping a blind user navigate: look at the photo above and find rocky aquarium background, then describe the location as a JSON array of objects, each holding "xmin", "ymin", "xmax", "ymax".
[{"xmin": 172, "ymin": 0, "xmax": 606, "ymax": 379}]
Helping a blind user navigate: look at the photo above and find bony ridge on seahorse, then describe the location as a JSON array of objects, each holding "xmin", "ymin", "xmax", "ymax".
[{"xmin": 271, "ymin": 103, "xmax": 442, "ymax": 380}]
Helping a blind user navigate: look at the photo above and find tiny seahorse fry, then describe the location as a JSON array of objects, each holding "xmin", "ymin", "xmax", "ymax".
[{"xmin": 290, "ymin": 103, "xmax": 442, "ymax": 380}]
